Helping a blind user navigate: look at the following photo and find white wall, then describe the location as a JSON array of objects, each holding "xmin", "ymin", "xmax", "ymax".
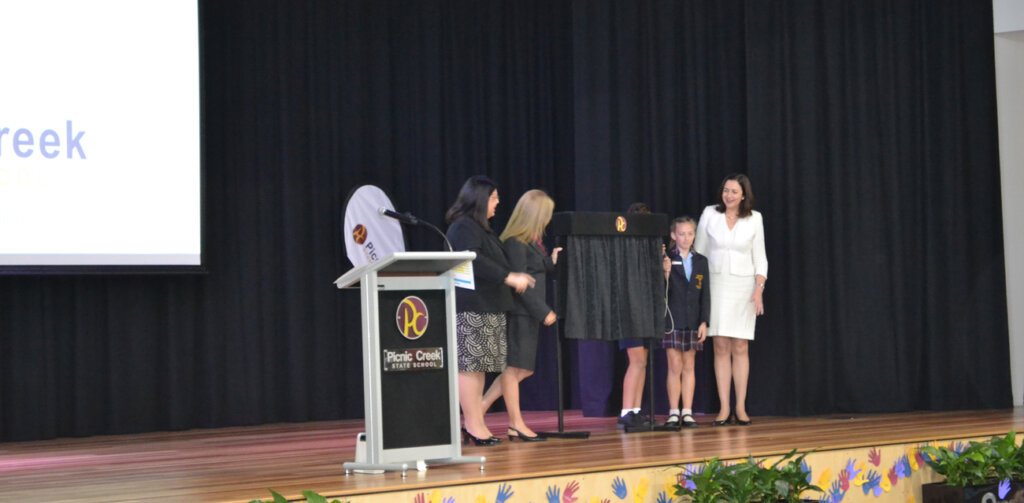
[
  {"xmin": 994, "ymin": 0, "xmax": 1024, "ymax": 33},
  {"xmin": 995, "ymin": 27, "xmax": 1024, "ymax": 405}
]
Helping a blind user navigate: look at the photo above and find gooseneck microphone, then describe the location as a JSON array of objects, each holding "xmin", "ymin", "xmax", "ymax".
[
  {"xmin": 378, "ymin": 207, "xmax": 419, "ymax": 225},
  {"xmin": 377, "ymin": 207, "xmax": 452, "ymax": 251}
]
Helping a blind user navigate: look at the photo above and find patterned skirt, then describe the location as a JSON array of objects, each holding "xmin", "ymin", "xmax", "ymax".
[
  {"xmin": 456, "ymin": 311, "xmax": 507, "ymax": 373},
  {"xmin": 661, "ymin": 329, "xmax": 703, "ymax": 352}
]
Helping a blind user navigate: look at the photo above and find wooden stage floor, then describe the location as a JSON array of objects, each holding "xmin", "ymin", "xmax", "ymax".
[{"xmin": 2, "ymin": 409, "xmax": 1023, "ymax": 503}]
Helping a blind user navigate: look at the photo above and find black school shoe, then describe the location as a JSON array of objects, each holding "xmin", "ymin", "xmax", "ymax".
[{"xmin": 617, "ymin": 411, "xmax": 650, "ymax": 428}]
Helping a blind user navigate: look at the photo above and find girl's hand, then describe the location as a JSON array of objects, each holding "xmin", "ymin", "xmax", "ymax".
[
  {"xmin": 697, "ymin": 323, "xmax": 707, "ymax": 342},
  {"xmin": 551, "ymin": 247, "xmax": 563, "ymax": 265}
]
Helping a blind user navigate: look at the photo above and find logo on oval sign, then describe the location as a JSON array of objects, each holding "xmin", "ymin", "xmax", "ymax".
[
  {"xmin": 615, "ymin": 216, "xmax": 627, "ymax": 232},
  {"xmin": 352, "ymin": 224, "xmax": 368, "ymax": 245},
  {"xmin": 396, "ymin": 296, "xmax": 429, "ymax": 340}
]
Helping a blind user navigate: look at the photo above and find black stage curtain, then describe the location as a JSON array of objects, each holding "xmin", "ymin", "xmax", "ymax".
[
  {"xmin": 570, "ymin": 0, "xmax": 749, "ymax": 416},
  {"xmin": 0, "ymin": 0, "xmax": 1008, "ymax": 441},
  {"xmin": 744, "ymin": 0, "xmax": 1008, "ymax": 415},
  {"xmin": 571, "ymin": 0, "xmax": 1009, "ymax": 416}
]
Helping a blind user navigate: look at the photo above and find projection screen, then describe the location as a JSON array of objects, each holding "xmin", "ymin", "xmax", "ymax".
[{"xmin": 0, "ymin": 1, "xmax": 202, "ymax": 272}]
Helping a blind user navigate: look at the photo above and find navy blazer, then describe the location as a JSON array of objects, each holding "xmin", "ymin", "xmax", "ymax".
[
  {"xmin": 665, "ymin": 248, "xmax": 711, "ymax": 331},
  {"xmin": 502, "ymin": 238, "xmax": 555, "ymax": 321},
  {"xmin": 446, "ymin": 217, "xmax": 514, "ymax": 313}
]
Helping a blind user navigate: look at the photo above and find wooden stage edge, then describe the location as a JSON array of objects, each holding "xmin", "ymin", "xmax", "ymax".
[{"xmin": 2, "ymin": 408, "xmax": 1024, "ymax": 503}]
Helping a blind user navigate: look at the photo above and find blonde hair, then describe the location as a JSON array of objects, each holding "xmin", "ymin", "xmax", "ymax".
[{"xmin": 500, "ymin": 190, "xmax": 555, "ymax": 244}]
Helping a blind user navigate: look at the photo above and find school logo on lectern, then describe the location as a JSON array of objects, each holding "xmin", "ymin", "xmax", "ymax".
[
  {"xmin": 615, "ymin": 216, "xmax": 627, "ymax": 232},
  {"xmin": 396, "ymin": 296, "xmax": 429, "ymax": 340},
  {"xmin": 352, "ymin": 224, "xmax": 368, "ymax": 245}
]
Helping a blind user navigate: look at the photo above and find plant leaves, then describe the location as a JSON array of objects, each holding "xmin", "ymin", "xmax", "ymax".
[{"xmin": 301, "ymin": 490, "xmax": 328, "ymax": 503}]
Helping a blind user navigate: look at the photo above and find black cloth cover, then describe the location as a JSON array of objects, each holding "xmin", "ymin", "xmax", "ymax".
[{"xmin": 552, "ymin": 212, "xmax": 666, "ymax": 341}]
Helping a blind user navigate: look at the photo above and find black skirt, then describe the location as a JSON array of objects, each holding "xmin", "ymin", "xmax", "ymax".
[{"xmin": 506, "ymin": 314, "xmax": 541, "ymax": 371}]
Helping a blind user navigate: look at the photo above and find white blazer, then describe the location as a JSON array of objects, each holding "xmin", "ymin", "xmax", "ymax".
[{"xmin": 693, "ymin": 205, "xmax": 768, "ymax": 278}]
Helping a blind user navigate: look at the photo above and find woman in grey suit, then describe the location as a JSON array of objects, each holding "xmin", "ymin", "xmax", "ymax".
[{"xmin": 481, "ymin": 190, "xmax": 560, "ymax": 441}]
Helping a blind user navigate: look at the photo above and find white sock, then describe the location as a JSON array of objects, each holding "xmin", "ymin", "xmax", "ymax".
[
  {"xmin": 681, "ymin": 408, "xmax": 692, "ymax": 416},
  {"xmin": 669, "ymin": 409, "xmax": 680, "ymax": 417},
  {"xmin": 620, "ymin": 409, "xmax": 631, "ymax": 417},
  {"xmin": 632, "ymin": 408, "xmax": 641, "ymax": 414}
]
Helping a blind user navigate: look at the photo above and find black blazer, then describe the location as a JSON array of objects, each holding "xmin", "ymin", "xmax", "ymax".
[
  {"xmin": 665, "ymin": 248, "xmax": 711, "ymax": 331},
  {"xmin": 502, "ymin": 238, "xmax": 555, "ymax": 321},
  {"xmin": 446, "ymin": 217, "xmax": 514, "ymax": 313}
]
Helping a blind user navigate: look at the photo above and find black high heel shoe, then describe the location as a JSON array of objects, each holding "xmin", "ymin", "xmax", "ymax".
[
  {"xmin": 462, "ymin": 427, "xmax": 502, "ymax": 446},
  {"xmin": 712, "ymin": 413, "xmax": 732, "ymax": 427},
  {"xmin": 507, "ymin": 426, "xmax": 546, "ymax": 442},
  {"xmin": 733, "ymin": 413, "xmax": 752, "ymax": 426}
]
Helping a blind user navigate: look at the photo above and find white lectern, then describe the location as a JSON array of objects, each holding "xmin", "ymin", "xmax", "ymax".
[{"xmin": 335, "ymin": 251, "xmax": 485, "ymax": 476}]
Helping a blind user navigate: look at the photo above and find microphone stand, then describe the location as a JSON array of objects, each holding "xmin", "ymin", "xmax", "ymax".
[{"xmin": 419, "ymin": 220, "xmax": 453, "ymax": 252}]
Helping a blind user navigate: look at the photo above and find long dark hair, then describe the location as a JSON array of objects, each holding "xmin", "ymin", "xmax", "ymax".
[
  {"xmin": 714, "ymin": 173, "xmax": 755, "ymax": 218},
  {"xmin": 445, "ymin": 175, "xmax": 498, "ymax": 231}
]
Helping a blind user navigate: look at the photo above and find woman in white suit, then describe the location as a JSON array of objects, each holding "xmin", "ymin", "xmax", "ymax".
[{"xmin": 694, "ymin": 174, "xmax": 767, "ymax": 426}]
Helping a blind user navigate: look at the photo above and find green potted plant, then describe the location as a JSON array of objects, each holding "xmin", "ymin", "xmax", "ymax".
[
  {"xmin": 761, "ymin": 449, "xmax": 821, "ymax": 502},
  {"xmin": 920, "ymin": 431, "xmax": 1024, "ymax": 502},
  {"xmin": 674, "ymin": 450, "xmax": 822, "ymax": 502},
  {"xmin": 676, "ymin": 457, "xmax": 727, "ymax": 503},
  {"xmin": 716, "ymin": 459, "xmax": 761, "ymax": 503}
]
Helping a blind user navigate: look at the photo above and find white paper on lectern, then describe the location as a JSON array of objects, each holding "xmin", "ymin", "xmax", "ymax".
[{"xmin": 452, "ymin": 261, "xmax": 475, "ymax": 290}]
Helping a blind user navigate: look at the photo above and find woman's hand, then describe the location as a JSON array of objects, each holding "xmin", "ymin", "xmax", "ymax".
[
  {"xmin": 697, "ymin": 322, "xmax": 707, "ymax": 343},
  {"xmin": 505, "ymin": 272, "xmax": 536, "ymax": 294},
  {"xmin": 750, "ymin": 280, "xmax": 765, "ymax": 315},
  {"xmin": 543, "ymin": 310, "xmax": 557, "ymax": 326},
  {"xmin": 663, "ymin": 254, "xmax": 672, "ymax": 278},
  {"xmin": 551, "ymin": 247, "xmax": 563, "ymax": 265}
]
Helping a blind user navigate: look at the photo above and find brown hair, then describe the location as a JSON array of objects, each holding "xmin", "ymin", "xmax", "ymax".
[
  {"xmin": 670, "ymin": 216, "xmax": 696, "ymax": 233},
  {"xmin": 714, "ymin": 173, "xmax": 755, "ymax": 218}
]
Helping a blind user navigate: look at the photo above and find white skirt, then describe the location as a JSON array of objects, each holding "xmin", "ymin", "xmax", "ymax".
[{"xmin": 707, "ymin": 272, "xmax": 757, "ymax": 340}]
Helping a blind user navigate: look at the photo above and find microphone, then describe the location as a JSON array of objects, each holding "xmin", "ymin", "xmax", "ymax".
[
  {"xmin": 378, "ymin": 207, "xmax": 419, "ymax": 225},
  {"xmin": 378, "ymin": 207, "xmax": 453, "ymax": 251}
]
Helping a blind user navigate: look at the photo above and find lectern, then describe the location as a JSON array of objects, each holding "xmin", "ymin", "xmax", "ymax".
[{"xmin": 335, "ymin": 251, "xmax": 484, "ymax": 476}]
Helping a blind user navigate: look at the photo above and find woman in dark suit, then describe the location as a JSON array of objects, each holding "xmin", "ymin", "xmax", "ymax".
[
  {"xmin": 481, "ymin": 190, "xmax": 560, "ymax": 441},
  {"xmin": 445, "ymin": 176, "xmax": 534, "ymax": 445}
]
